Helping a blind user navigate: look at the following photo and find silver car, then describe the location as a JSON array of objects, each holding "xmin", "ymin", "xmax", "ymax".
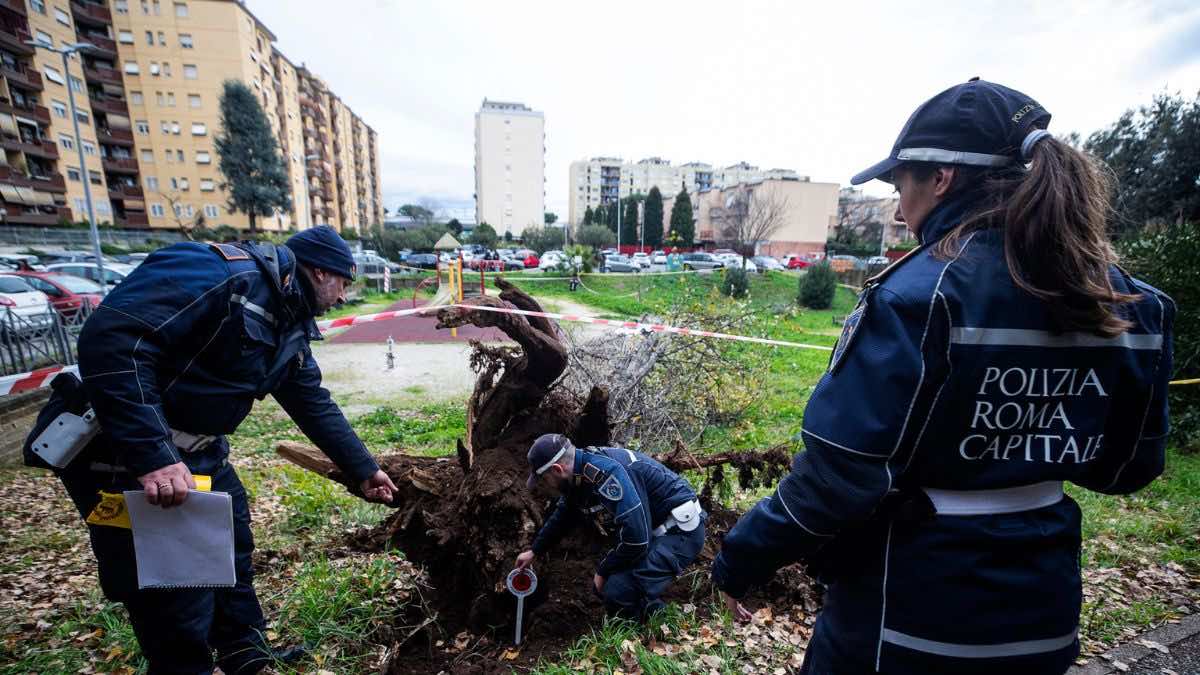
[{"xmin": 679, "ymin": 253, "xmax": 724, "ymax": 270}]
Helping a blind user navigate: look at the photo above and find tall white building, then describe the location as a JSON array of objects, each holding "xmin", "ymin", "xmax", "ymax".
[
  {"xmin": 474, "ymin": 99, "xmax": 545, "ymax": 237},
  {"xmin": 568, "ymin": 157, "xmax": 803, "ymax": 225}
]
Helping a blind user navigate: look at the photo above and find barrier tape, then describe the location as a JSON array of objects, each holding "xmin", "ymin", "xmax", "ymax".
[{"xmin": 0, "ymin": 364, "xmax": 78, "ymax": 396}]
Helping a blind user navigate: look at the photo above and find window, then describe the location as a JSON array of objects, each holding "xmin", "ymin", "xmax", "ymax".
[
  {"xmin": 89, "ymin": 170, "xmax": 102, "ymax": 185},
  {"xmin": 68, "ymin": 76, "xmax": 83, "ymax": 93},
  {"xmin": 145, "ymin": 30, "xmax": 153, "ymax": 45},
  {"xmin": 150, "ymin": 203, "xmax": 164, "ymax": 217},
  {"xmin": 159, "ymin": 121, "xmax": 169, "ymax": 134},
  {"xmin": 140, "ymin": 149, "xmax": 154, "ymax": 163},
  {"xmin": 179, "ymin": 33, "xmax": 193, "ymax": 49},
  {"xmin": 53, "ymin": 7, "xmax": 69, "ymax": 25},
  {"xmin": 82, "ymin": 141, "xmax": 95, "ymax": 156},
  {"xmin": 51, "ymin": 100, "xmax": 67, "ymax": 118},
  {"xmin": 164, "ymin": 149, "xmax": 173, "ymax": 164},
  {"xmin": 203, "ymin": 204, "xmax": 218, "ymax": 218},
  {"xmin": 152, "ymin": 0, "xmax": 160, "ymax": 14},
  {"xmin": 155, "ymin": 91, "xmax": 165, "ymax": 106},
  {"xmin": 183, "ymin": 64, "xmax": 197, "ymax": 79},
  {"xmin": 135, "ymin": 120, "xmax": 149, "ymax": 134},
  {"xmin": 35, "ymin": 30, "xmax": 52, "ymax": 47},
  {"xmin": 176, "ymin": 149, "xmax": 183, "ymax": 161},
  {"xmin": 162, "ymin": 62, "xmax": 171, "ymax": 77},
  {"xmin": 174, "ymin": 2, "xmax": 187, "ymax": 17},
  {"xmin": 195, "ymin": 150, "xmax": 210, "ymax": 164},
  {"xmin": 140, "ymin": 0, "xmax": 148, "ymax": 13},
  {"xmin": 66, "ymin": 167, "xmax": 81, "ymax": 182},
  {"xmin": 145, "ymin": 176, "xmax": 159, "ymax": 191},
  {"xmin": 124, "ymin": 61, "xmax": 139, "ymax": 75},
  {"xmin": 179, "ymin": 178, "xmax": 189, "ymax": 190},
  {"xmin": 30, "ymin": 0, "xmax": 45, "ymax": 12},
  {"xmin": 158, "ymin": 31, "xmax": 166, "ymax": 46},
  {"xmin": 170, "ymin": 177, "xmax": 178, "ymax": 190},
  {"xmin": 58, "ymin": 134, "xmax": 74, "ymax": 150},
  {"xmin": 187, "ymin": 94, "xmax": 201, "ymax": 108},
  {"xmin": 43, "ymin": 65, "xmax": 64, "ymax": 85},
  {"xmin": 191, "ymin": 122, "xmax": 206, "ymax": 136},
  {"xmin": 171, "ymin": 121, "xmax": 180, "ymax": 134},
  {"xmin": 130, "ymin": 91, "xmax": 143, "ymax": 105},
  {"xmin": 200, "ymin": 178, "xmax": 214, "ymax": 191},
  {"xmin": 166, "ymin": 92, "xmax": 175, "ymax": 107},
  {"xmin": 149, "ymin": 62, "xmax": 160, "ymax": 76},
  {"xmin": 114, "ymin": 0, "xmax": 128, "ymax": 13},
  {"xmin": 74, "ymin": 109, "xmax": 88, "ymax": 125},
  {"xmin": 118, "ymin": 30, "xmax": 134, "ymax": 44}
]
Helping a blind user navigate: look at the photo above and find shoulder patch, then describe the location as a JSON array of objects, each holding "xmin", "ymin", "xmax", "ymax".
[
  {"xmin": 597, "ymin": 474, "xmax": 623, "ymax": 501},
  {"xmin": 829, "ymin": 291, "xmax": 869, "ymax": 374},
  {"xmin": 582, "ymin": 463, "xmax": 603, "ymax": 484},
  {"xmin": 209, "ymin": 242, "xmax": 249, "ymax": 261}
]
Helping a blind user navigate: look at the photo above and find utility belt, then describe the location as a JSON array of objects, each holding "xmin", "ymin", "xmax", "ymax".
[
  {"xmin": 30, "ymin": 406, "xmax": 219, "ymax": 471},
  {"xmin": 922, "ymin": 481, "xmax": 1064, "ymax": 516},
  {"xmin": 652, "ymin": 499, "xmax": 703, "ymax": 537}
]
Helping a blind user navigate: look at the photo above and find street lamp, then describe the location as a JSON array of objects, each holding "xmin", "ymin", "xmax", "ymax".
[
  {"xmin": 26, "ymin": 40, "xmax": 107, "ymax": 291},
  {"xmin": 303, "ymin": 153, "xmax": 320, "ymax": 229}
]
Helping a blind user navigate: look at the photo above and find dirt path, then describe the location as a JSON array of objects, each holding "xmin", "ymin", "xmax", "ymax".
[{"xmin": 312, "ymin": 341, "xmax": 479, "ymax": 407}]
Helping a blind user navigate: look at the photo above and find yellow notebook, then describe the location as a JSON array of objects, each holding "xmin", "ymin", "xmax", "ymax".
[{"xmin": 86, "ymin": 475, "xmax": 212, "ymax": 529}]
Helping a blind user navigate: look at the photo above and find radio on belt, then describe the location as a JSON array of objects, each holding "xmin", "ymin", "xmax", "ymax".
[{"xmin": 31, "ymin": 408, "xmax": 100, "ymax": 468}]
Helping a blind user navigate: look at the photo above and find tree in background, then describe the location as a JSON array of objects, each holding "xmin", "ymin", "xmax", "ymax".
[
  {"xmin": 1085, "ymin": 91, "xmax": 1200, "ymax": 232},
  {"xmin": 669, "ymin": 188, "xmax": 695, "ymax": 247},
  {"xmin": 521, "ymin": 224, "xmax": 564, "ymax": 253},
  {"xmin": 163, "ymin": 191, "xmax": 206, "ymax": 240},
  {"xmin": 471, "ymin": 222, "xmax": 499, "ymax": 249},
  {"xmin": 576, "ymin": 224, "xmax": 616, "ymax": 250},
  {"xmin": 621, "ymin": 196, "xmax": 639, "ymax": 244},
  {"xmin": 583, "ymin": 206, "xmax": 594, "ymax": 226},
  {"xmin": 544, "ymin": 212, "xmax": 558, "ymax": 225},
  {"xmin": 714, "ymin": 186, "xmax": 789, "ymax": 266},
  {"xmin": 606, "ymin": 201, "xmax": 619, "ymax": 232},
  {"xmin": 447, "ymin": 218, "xmax": 463, "ymax": 236},
  {"xmin": 643, "ymin": 187, "xmax": 664, "ymax": 248},
  {"xmin": 215, "ymin": 80, "xmax": 291, "ymax": 233}
]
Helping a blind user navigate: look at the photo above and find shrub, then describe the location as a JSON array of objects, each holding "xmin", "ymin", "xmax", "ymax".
[
  {"xmin": 722, "ymin": 266, "xmax": 750, "ymax": 298},
  {"xmin": 1121, "ymin": 222, "xmax": 1200, "ymax": 451},
  {"xmin": 799, "ymin": 260, "xmax": 837, "ymax": 309}
]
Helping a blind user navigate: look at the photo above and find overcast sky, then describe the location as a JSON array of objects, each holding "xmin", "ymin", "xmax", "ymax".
[{"xmin": 251, "ymin": 0, "xmax": 1200, "ymax": 222}]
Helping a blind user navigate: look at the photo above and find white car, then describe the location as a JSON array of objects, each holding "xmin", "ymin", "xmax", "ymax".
[
  {"xmin": 46, "ymin": 262, "xmax": 136, "ymax": 287},
  {"xmin": 752, "ymin": 256, "xmax": 786, "ymax": 271},
  {"xmin": 0, "ymin": 274, "xmax": 53, "ymax": 331},
  {"xmin": 631, "ymin": 252, "xmax": 652, "ymax": 269},
  {"xmin": 651, "ymin": 250, "xmax": 667, "ymax": 265},
  {"xmin": 538, "ymin": 252, "xmax": 566, "ymax": 270},
  {"xmin": 715, "ymin": 253, "xmax": 757, "ymax": 272}
]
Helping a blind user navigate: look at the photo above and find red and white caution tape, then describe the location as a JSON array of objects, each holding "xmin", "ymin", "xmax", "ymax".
[
  {"xmin": 317, "ymin": 305, "xmax": 440, "ymax": 330},
  {"xmin": 0, "ymin": 364, "xmax": 78, "ymax": 396}
]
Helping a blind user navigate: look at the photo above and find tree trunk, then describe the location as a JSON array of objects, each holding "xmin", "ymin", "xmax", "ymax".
[{"xmin": 247, "ymin": 210, "xmax": 257, "ymax": 234}]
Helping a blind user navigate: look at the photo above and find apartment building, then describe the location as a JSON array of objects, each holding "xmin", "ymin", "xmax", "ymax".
[
  {"xmin": 836, "ymin": 187, "xmax": 909, "ymax": 248},
  {"xmin": 474, "ymin": 98, "xmax": 544, "ymax": 238},
  {"xmin": 0, "ymin": 0, "xmax": 382, "ymax": 234},
  {"xmin": 567, "ymin": 156, "xmax": 803, "ymax": 225},
  {"xmin": 662, "ymin": 177, "xmax": 838, "ymax": 257}
]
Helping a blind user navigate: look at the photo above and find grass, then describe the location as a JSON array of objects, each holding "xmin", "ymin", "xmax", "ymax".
[{"xmin": 0, "ymin": 592, "xmax": 145, "ymax": 675}]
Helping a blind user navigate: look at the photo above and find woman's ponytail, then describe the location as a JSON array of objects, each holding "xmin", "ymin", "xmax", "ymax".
[{"xmin": 938, "ymin": 134, "xmax": 1139, "ymax": 337}]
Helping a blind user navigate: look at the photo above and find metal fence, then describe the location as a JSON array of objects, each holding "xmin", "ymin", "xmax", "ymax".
[
  {"xmin": 0, "ymin": 226, "xmax": 184, "ymax": 250},
  {"xmin": 1, "ymin": 302, "xmax": 93, "ymax": 376}
]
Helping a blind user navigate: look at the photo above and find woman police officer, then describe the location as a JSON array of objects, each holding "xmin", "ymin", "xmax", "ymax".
[{"xmin": 711, "ymin": 78, "xmax": 1175, "ymax": 674}]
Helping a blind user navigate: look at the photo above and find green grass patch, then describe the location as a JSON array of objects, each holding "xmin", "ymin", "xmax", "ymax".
[
  {"xmin": 0, "ymin": 592, "xmax": 145, "ymax": 675},
  {"xmin": 351, "ymin": 402, "xmax": 466, "ymax": 457},
  {"xmin": 274, "ymin": 465, "xmax": 389, "ymax": 537}
]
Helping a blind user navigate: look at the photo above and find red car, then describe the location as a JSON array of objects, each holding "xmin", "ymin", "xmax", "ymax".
[
  {"xmin": 5, "ymin": 270, "xmax": 104, "ymax": 316},
  {"xmin": 785, "ymin": 255, "xmax": 811, "ymax": 269},
  {"xmin": 515, "ymin": 249, "xmax": 539, "ymax": 268}
]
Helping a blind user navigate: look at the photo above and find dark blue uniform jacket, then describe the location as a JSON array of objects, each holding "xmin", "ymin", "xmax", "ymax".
[
  {"xmin": 75, "ymin": 241, "xmax": 379, "ymax": 482},
  {"xmin": 531, "ymin": 447, "xmax": 697, "ymax": 577},
  {"xmin": 712, "ymin": 190, "xmax": 1175, "ymax": 672}
]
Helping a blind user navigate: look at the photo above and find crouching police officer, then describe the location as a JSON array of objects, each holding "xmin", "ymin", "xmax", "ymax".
[
  {"xmin": 515, "ymin": 434, "xmax": 705, "ymax": 620},
  {"xmin": 28, "ymin": 226, "xmax": 398, "ymax": 674},
  {"xmin": 712, "ymin": 79, "xmax": 1174, "ymax": 674}
]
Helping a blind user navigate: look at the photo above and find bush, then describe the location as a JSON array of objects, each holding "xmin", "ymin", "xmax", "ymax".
[
  {"xmin": 722, "ymin": 266, "xmax": 750, "ymax": 298},
  {"xmin": 799, "ymin": 260, "xmax": 837, "ymax": 309},
  {"xmin": 1121, "ymin": 222, "xmax": 1200, "ymax": 451},
  {"xmin": 213, "ymin": 224, "xmax": 240, "ymax": 242},
  {"xmin": 576, "ymin": 224, "xmax": 616, "ymax": 250}
]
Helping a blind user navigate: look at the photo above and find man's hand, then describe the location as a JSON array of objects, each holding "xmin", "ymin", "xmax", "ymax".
[
  {"xmin": 138, "ymin": 462, "xmax": 196, "ymax": 509},
  {"xmin": 722, "ymin": 592, "xmax": 752, "ymax": 623},
  {"xmin": 593, "ymin": 573, "xmax": 606, "ymax": 594},
  {"xmin": 515, "ymin": 550, "xmax": 535, "ymax": 570},
  {"xmin": 360, "ymin": 470, "xmax": 398, "ymax": 504}
]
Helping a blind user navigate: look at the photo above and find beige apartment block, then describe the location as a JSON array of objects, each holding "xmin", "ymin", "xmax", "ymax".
[
  {"xmin": 474, "ymin": 98, "xmax": 544, "ymax": 238},
  {"xmin": 663, "ymin": 178, "xmax": 837, "ymax": 256},
  {"xmin": 568, "ymin": 157, "xmax": 804, "ymax": 226}
]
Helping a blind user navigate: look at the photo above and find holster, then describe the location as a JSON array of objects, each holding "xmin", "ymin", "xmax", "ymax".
[{"xmin": 23, "ymin": 372, "xmax": 94, "ymax": 471}]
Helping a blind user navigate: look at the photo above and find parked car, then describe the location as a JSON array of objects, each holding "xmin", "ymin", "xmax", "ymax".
[
  {"xmin": 679, "ymin": 253, "xmax": 724, "ymax": 271},
  {"xmin": 0, "ymin": 254, "xmax": 44, "ymax": 271},
  {"xmin": 867, "ymin": 255, "xmax": 891, "ymax": 266},
  {"xmin": 6, "ymin": 271, "xmax": 103, "ymax": 316},
  {"xmin": 113, "ymin": 252, "xmax": 150, "ymax": 266},
  {"xmin": 752, "ymin": 256, "xmax": 786, "ymax": 271},
  {"xmin": 46, "ymin": 262, "xmax": 136, "ymax": 287},
  {"xmin": 539, "ymin": 251, "xmax": 567, "ymax": 270},
  {"xmin": 0, "ymin": 274, "xmax": 53, "ymax": 332},
  {"xmin": 720, "ymin": 256, "xmax": 758, "ymax": 273},
  {"xmin": 783, "ymin": 254, "xmax": 811, "ymax": 269},
  {"xmin": 354, "ymin": 252, "xmax": 392, "ymax": 276},
  {"xmin": 829, "ymin": 255, "xmax": 863, "ymax": 273},
  {"xmin": 600, "ymin": 254, "xmax": 640, "ymax": 273},
  {"xmin": 630, "ymin": 252, "xmax": 652, "ymax": 269},
  {"xmin": 513, "ymin": 249, "xmax": 539, "ymax": 269},
  {"xmin": 651, "ymin": 250, "xmax": 667, "ymax": 265},
  {"xmin": 42, "ymin": 250, "xmax": 114, "ymax": 265},
  {"xmin": 406, "ymin": 253, "xmax": 440, "ymax": 270}
]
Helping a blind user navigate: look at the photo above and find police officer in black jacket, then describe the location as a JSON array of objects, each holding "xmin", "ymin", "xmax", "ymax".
[{"xmin": 36, "ymin": 226, "xmax": 397, "ymax": 675}]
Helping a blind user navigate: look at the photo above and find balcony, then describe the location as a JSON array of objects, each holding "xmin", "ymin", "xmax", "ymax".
[
  {"xmin": 0, "ymin": 165, "xmax": 67, "ymax": 193},
  {"xmin": 70, "ymin": 1, "xmax": 112, "ymax": 26},
  {"xmin": 83, "ymin": 66, "xmax": 122, "ymax": 86},
  {"xmin": 101, "ymin": 156, "xmax": 139, "ymax": 174},
  {"xmin": 0, "ymin": 20, "xmax": 33, "ymax": 56},
  {"xmin": 0, "ymin": 137, "xmax": 59, "ymax": 160},
  {"xmin": 97, "ymin": 126, "xmax": 134, "ymax": 146},
  {"xmin": 1, "ymin": 63, "xmax": 43, "ymax": 91},
  {"xmin": 6, "ymin": 207, "xmax": 72, "ymax": 226},
  {"xmin": 89, "ymin": 96, "xmax": 128, "ymax": 116},
  {"xmin": 114, "ymin": 211, "xmax": 149, "ymax": 227},
  {"xmin": 0, "ymin": 99, "xmax": 50, "ymax": 125},
  {"xmin": 108, "ymin": 184, "xmax": 144, "ymax": 200},
  {"xmin": 0, "ymin": 0, "xmax": 27, "ymax": 15},
  {"xmin": 79, "ymin": 33, "xmax": 117, "ymax": 58}
]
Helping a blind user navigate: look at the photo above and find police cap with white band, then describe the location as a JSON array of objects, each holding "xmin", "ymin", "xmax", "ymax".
[
  {"xmin": 851, "ymin": 77, "xmax": 1053, "ymax": 185},
  {"xmin": 526, "ymin": 434, "xmax": 574, "ymax": 489}
]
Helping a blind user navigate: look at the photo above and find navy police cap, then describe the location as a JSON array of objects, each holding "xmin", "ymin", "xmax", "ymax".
[
  {"xmin": 851, "ymin": 77, "xmax": 1052, "ymax": 185},
  {"xmin": 526, "ymin": 434, "xmax": 574, "ymax": 489}
]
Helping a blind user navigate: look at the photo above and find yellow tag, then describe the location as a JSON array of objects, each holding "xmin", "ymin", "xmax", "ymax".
[{"xmin": 85, "ymin": 475, "xmax": 212, "ymax": 529}]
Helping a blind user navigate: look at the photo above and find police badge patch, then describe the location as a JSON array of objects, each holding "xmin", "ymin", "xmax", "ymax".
[
  {"xmin": 829, "ymin": 292, "xmax": 869, "ymax": 374},
  {"xmin": 598, "ymin": 474, "xmax": 623, "ymax": 501}
]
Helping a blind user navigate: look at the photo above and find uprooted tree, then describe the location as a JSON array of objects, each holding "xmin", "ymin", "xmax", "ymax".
[{"xmin": 276, "ymin": 278, "xmax": 794, "ymax": 659}]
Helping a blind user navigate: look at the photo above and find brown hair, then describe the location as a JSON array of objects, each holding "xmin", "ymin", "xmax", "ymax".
[{"xmin": 922, "ymin": 137, "xmax": 1138, "ymax": 337}]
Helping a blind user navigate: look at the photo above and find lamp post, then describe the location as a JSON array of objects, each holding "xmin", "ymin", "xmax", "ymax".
[
  {"xmin": 27, "ymin": 40, "xmax": 106, "ymax": 290},
  {"xmin": 303, "ymin": 153, "xmax": 321, "ymax": 228}
]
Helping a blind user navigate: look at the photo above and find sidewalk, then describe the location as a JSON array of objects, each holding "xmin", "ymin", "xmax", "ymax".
[{"xmin": 1068, "ymin": 613, "xmax": 1200, "ymax": 674}]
